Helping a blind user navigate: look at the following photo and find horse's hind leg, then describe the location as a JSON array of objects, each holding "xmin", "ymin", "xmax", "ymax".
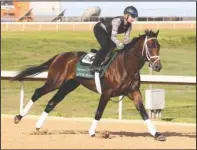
[
  {"xmin": 35, "ymin": 79, "xmax": 80, "ymax": 130},
  {"xmin": 14, "ymin": 81, "xmax": 59, "ymax": 124}
]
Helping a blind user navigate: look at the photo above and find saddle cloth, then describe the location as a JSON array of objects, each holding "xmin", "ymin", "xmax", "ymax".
[{"xmin": 76, "ymin": 50, "xmax": 118, "ymax": 79}]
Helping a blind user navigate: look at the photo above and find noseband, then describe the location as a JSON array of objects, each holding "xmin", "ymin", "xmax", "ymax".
[{"xmin": 142, "ymin": 36, "xmax": 160, "ymax": 68}]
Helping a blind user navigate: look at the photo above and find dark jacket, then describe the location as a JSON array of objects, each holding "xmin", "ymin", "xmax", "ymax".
[{"xmin": 100, "ymin": 16, "xmax": 132, "ymax": 46}]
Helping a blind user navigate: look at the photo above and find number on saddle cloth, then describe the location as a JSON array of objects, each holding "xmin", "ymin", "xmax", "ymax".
[
  {"xmin": 79, "ymin": 49, "xmax": 98, "ymax": 65},
  {"xmin": 80, "ymin": 52, "xmax": 96, "ymax": 65}
]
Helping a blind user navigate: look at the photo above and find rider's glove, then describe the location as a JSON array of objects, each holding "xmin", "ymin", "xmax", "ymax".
[{"xmin": 117, "ymin": 42, "xmax": 124, "ymax": 49}]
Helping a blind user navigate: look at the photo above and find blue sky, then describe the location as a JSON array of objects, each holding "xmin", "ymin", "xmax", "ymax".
[{"xmin": 60, "ymin": 2, "xmax": 196, "ymax": 17}]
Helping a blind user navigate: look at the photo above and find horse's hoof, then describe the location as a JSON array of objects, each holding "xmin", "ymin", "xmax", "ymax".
[
  {"xmin": 89, "ymin": 129, "xmax": 96, "ymax": 137},
  {"xmin": 14, "ymin": 115, "xmax": 22, "ymax": 124},
  {"xmin": 90, "ymin": 134, "xmax": 95, "ymax": 137},
  {"xmin": 154, "ymin": 132, "xmax": 166, "ymax": 141},
  {"xmin": 36, "ymin": 128, "xmax": 40, "ymax": 131}
]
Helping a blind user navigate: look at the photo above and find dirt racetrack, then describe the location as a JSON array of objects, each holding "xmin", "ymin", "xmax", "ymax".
[{"xmin": 1, "ymin": 114, "xmax": 196, "ymax": 149}]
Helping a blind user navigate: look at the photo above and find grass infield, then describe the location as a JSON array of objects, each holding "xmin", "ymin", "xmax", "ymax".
[{"xmin": 1, "ymin": 29, "xmax": 196, "ymax": 123}]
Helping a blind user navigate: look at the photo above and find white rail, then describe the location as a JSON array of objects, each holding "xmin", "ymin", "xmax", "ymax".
[
  {"xmin": 1, "ymin": 70, "xmax": 196, "ymax": 120},
  {"xmin": 1, "ymin": 71, "xmax": 196, "ymax": 85}
]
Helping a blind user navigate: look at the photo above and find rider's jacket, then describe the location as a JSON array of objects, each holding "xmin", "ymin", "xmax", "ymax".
[{"xmin": 100, "ymin": 16, "xmax": 132, "ymax": 46}]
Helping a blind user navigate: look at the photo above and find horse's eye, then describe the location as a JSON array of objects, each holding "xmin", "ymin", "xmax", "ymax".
[{"xmin": 148, "ymin": 44, "xmax": 154, "ymax": 48}]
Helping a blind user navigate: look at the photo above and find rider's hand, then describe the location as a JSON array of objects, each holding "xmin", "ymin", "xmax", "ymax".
[{"xmin": 117, "ymin": 42, "xmax": 124, "ymax": 49}]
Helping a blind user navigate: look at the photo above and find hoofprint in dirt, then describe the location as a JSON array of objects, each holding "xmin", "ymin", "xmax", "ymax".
[{"xmin": 1, "ymin": 115, "xmax": 196, "ymax": 149}]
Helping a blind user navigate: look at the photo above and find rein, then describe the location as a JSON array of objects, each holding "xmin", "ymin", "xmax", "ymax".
[{"xmin": 109, "ymin": 36, "xmax": 159, "ymax": 103}]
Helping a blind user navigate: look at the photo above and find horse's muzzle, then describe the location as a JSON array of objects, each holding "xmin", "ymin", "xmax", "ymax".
[{"xmin": 152, "ymin": 63, "xmax": 162, "ymax": 72}]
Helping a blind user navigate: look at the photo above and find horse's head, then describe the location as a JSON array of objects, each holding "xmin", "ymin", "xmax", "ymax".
[{"xmin": 141, "ymin": 29, "xmax": 162, "ymax": 72}]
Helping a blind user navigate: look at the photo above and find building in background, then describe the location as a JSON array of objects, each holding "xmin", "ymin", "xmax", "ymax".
[
  {"xmin": 1, "ymin": 1, "xmax": 61, "ymax": 22},
  {"xmin": 1, "ymin": 1, "xmax": 196, "ymax": 22},
  {"xmin": 1, "ymin": 1, "xmax": 31, "ymax": 22},
  {"xmin": 81, "ymin": 6, "xmax": 101, "ymax": 22}
]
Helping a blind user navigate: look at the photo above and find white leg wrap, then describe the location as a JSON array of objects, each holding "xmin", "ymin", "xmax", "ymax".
[
  {"xmin": 94, "ymin": 72, "xmax": 102, "ymax": 94},
  {"xmin": 36, "ymin": 111, "xmax": 48, "ymax": 129},
  {"xmin": 145, "ymin": 119, "xmax": 157, "ymax": 136},
  {"xmin": 20, "ymin": 100, "xmax": 34, "ymax": 116},
  {"xmin": 89, "ymin": 120, "xmax": 98, "ymax": 136}
]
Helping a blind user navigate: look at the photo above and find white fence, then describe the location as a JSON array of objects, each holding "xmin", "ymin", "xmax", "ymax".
[
  {"xmin": 1, "ymin": 21, "xmax": 196, "ymax": 32},
  {"xmin": 1, "ymin": 70, "xmax": 196, "ymax": 120}
]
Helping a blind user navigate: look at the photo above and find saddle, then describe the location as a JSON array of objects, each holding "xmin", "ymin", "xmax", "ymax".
[{"xmin": 76, "ymin": 49, "xmax": 118, "ymax": 79}]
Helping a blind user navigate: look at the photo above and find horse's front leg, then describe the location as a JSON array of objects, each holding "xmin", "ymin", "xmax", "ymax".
[
  {"xmin": 89, "ymin": 94, "xmax": 110, "ymax": 136},
  {"xmin": 127, "ymin": 90, "xmax": 166, "ymax": 141}
]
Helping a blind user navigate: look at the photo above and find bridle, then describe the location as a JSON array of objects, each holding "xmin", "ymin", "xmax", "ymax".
[
  {"xmin": 142, "ymin": 36, "xmax": 160, "ymax": 68},
  {"xmin": 111, "ymin": 35, "xmax": 160, "ymax": 103}
]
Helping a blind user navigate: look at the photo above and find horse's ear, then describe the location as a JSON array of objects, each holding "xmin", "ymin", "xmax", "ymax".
[{"xmin": 156, "ymin": 29, "xmax": 159, "ymax": 36}]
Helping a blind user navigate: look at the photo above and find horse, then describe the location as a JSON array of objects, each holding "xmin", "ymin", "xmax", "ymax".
[{"xmin": 11, "ymin": 29, "xmax": 165, "ymax": 141}]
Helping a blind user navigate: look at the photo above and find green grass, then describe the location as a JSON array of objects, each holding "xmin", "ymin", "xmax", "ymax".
[{"xmin": 1, "ymin": 29, "xmax": 196, "ymax": 123}]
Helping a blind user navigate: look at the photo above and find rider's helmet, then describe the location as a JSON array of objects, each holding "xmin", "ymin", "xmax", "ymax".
[{"xmin": 124, "ymin": 6, "xmax": 138, "ymax": 18}]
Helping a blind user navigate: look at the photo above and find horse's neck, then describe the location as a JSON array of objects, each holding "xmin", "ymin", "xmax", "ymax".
[{"xmin": 124, "ymin": 39, "xmax": 144, "ymax": 76}]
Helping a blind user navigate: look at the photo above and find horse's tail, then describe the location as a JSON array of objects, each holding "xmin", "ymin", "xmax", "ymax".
[{"xmin": 11, "ymin": 54, "xmax": 59, "ymax": 81}]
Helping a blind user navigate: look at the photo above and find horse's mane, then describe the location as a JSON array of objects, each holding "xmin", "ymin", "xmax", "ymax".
[{"xmin": 122, "ymin": 29, "xmax": 157, "ymax": 50}]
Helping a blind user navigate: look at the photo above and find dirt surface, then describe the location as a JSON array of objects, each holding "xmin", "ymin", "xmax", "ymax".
[{"xmin": 1, "ymin": 115, "xmax": 196, "ymax": 149}]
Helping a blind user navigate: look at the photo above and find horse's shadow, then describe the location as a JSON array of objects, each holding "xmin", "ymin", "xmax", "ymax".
[
  {"xmin": 110, "ymin": 131, "xmax": 196, "ymax": 138},
  {"xmin": 29, "ymin": 129, "xmax": 196, "ymax": 139}
]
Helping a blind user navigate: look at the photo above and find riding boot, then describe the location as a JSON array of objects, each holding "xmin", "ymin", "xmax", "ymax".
[{"xmin": 89, "ymin": 51, "xmax": 104, "ymax": 74}]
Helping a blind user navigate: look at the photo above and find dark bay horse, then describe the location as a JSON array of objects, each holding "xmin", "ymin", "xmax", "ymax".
[{"xmin": 12, "ymin": 29, "xmax": 165, "ymax": 141}]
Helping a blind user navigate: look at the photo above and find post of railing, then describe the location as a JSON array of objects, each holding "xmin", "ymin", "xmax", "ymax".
[
  {"xmin": 140, "ymin": 23, "xmax": 142, "ymax": 30},
  {"xmin": 56, "ymin": 23, "xmax": 59, "ymax": 32},
  {"xmin": 148, "ymin": 67, "xmax": 153, "ymax": 118},
  {"xmin": 190, "ymin": 23, "xmax": 193, "ymax": 29},
  {"xmin": 39, "ymin": 23, "xmax": 42, "ymax": 31},
  {"xmin": 118, "ymin": 96, "xmax": 123, "ymax": 120},
  {"xmin": 6, "ymin": 23, "xmax": 8, "ymax": 31},
  {"xmin": 73, "ymin": 23, "xmax": 75, "ymax": 31},
  {"xmin": 22, "ymin": 22, "xmax": 25, "ymax": 32},
  {"xmin": 89, "ymin": 23, "xmax": 92, "ymax": 31},
  {"xmin": 173, "ymin": 22, "xmax": 176, "ymax": 29},
  {"xmin": 157, "ymin": 23, "xmax": 159, "ymax": 29},
  {"xmin": 20, "ymin": 81, "xmax": 24, "ymax": 113}
]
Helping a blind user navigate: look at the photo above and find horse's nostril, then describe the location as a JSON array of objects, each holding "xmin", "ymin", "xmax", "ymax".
[{"xmin": 155, "ymin": 65, "xmax": 161, "ymax": 71}]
